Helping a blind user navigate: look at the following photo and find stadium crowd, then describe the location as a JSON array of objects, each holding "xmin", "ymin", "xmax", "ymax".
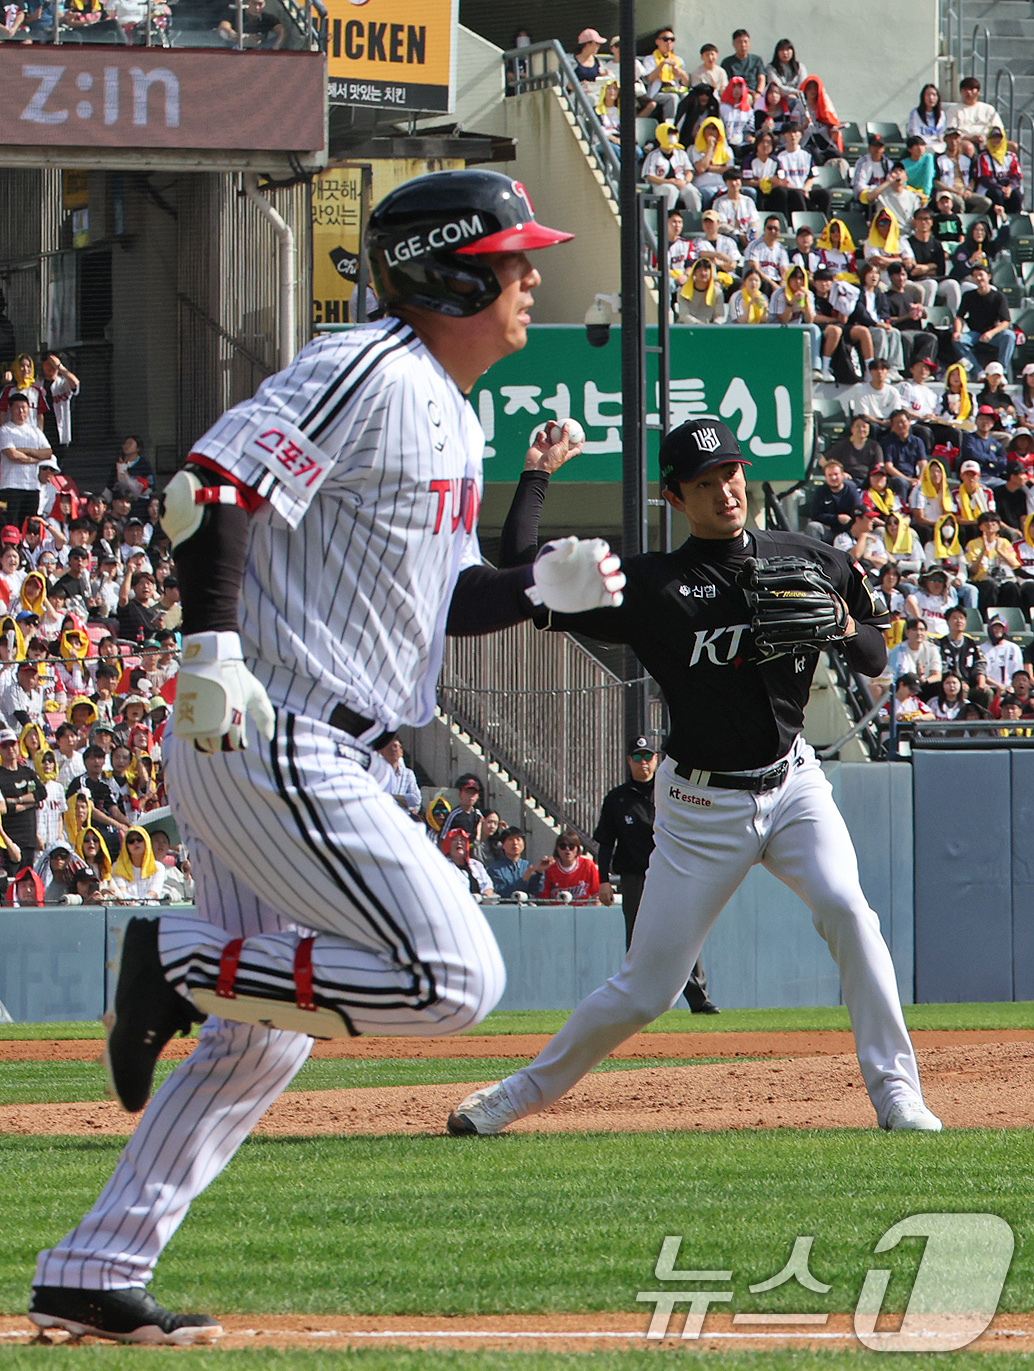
[
  {"xmin": 429, "ymin": 771, "xmax": 602, "ymax": 904},
  {"xmin": 0, "ymin": 355, "xmax": 191, "ymax": 906},
  {"xmin": 579, "ymin": 26, "xmax": 1028, "ymax": 388},
  {"xmin": 0, "ymin": 0, "xmax": 286, "ymax": 47},
  {"xmin": 574, "ymin": 24, "xmax": 1034, "ymax": 717}
]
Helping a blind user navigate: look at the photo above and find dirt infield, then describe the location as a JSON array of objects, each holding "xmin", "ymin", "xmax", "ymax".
[
  {"xmin": 4, "ymin": 1026, "xmax": 1033, "ymax": 1062},
  {"xmin": 7, "ymin": 1311, "xmax": 1034, "ymax": 1352},
  {"xmin": 1, "ymin": 1032, "xmax": 1032, "ymax": 1136},
  {"xmin": 5, "ymin": 1028, "xmax": 1032, "ymax": 1354}
]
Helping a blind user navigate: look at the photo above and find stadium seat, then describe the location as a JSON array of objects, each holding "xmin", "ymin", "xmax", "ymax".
[
  {"xmin": 1011, "ymin": 231, "xmax": 1034, "ymax": 266},
  {"xmin": 925, "ymin": 304, "xmax": 955, "ymax": 329},
  {"xmin": 841, "ymin": 121, "xmax": 866, "ymax": 152},
  {"xmin": 963, "ymin": 607, "xmax": 985, "ymax": 636},
  {"xmin": 635, "ymin": 117, "xmax": 657, "ymax": 147},
  {"xmin": 791, "ymin": 210, "xmax": 828, "ymax": 234},
  {"xmin": 867, "ymin": 121, "xmax": 903, "ymax": 142},
  {"xmin": 813, "ymin": 164, "xmax": 847, "ymax": 189},
  {"xmin": 993, "ymin": 259, "xmax": 1024, "ymax": 308},
  {"xmin": 987, "ymin": 604, "xmax": 1032, "ymax": 644},
  {"xmin": 840, "ymin": 211, "xmax": 868, "ymax": 245},
  {"xmin": 812, "ymin": 395, "xmax": 848, "ymax": 437}
]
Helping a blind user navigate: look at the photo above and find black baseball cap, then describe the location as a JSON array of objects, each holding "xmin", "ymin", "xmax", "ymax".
[
  {"xmin": 659, "ymin": 418, "xmax": 751, "ymax": 486},
  {"xmin": 627, "ymin": 735, "xmax": 658, "ymax": 755}
]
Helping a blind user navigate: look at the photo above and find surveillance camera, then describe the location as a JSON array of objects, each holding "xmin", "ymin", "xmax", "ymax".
[{"xmin": 584, "ymin": 293, "xmax": 620, "ymax": 347}]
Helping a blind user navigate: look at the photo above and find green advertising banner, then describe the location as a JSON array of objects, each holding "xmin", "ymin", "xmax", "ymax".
[{"xmin": 471, "ymin": 324, "xmax": 811, "ymax": 484}]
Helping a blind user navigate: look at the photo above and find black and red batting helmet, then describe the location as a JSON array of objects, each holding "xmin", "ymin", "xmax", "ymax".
[{"xmin": 365, "ymin": 169, "xmax": 572, "ymax": 318}]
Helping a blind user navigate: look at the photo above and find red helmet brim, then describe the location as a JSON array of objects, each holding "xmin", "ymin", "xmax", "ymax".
[{"xmin": 455, "ymin": 223, "xmax": 574, "ymax": 254}]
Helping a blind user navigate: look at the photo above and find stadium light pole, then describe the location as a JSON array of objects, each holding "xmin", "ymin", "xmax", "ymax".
[{"xmin": 619, "ymin": 0, "xmax": 649, "ymax": 742}]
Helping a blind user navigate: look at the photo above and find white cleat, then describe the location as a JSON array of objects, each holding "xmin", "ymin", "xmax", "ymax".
[
  {"xmin": 447, "ymin": 1081, "xmax": 522, "ymax": 1136},
  {"xmin": 884, "ymin": 1100, "xmax": 943, "ymax": 1132}
]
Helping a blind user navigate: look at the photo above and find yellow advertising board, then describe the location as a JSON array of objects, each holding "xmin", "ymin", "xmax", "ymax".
[
  {"xmin": 325, "ymin": 0, "xmax": 456, "ymax": 113},
  {"xmin": 312, "ymin": 157, "xmax": 463, "ymax": 328}
]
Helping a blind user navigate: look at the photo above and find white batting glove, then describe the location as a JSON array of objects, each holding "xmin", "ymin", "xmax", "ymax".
[
  {"xmin": 174, "ymin": 631, "xmax": 275, "ymax": 753},
  {"xmin": 526, "ymin": 536, "xmax": 625, "ymax": 613}
]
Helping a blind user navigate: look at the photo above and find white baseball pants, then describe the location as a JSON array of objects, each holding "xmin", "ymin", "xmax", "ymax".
[
  {"xmin": 503, "ymin": 742, "xmax": 924, "ymax": 1129},
  {"xmin": 36, "ymin": 711, "xmax": 504, "ymax": 1289}
]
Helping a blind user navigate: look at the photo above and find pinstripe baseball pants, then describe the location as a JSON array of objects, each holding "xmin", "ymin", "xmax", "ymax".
[{"xmin": 35, "ymin": 711, "xmax": 504, "ymax": 1289}]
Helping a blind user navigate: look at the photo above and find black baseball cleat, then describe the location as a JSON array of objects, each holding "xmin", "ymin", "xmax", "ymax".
[
  {"xmin": 105, "ymin": 916, "xmax": 204, "ymax": 1112},
  {"xmin": 691, "ymin": 1002, "xmax": 721, "ymax": 1014},
  {"xmin": 29, "ymin": 1286, "xmax": 223, "ymax": 1345}
]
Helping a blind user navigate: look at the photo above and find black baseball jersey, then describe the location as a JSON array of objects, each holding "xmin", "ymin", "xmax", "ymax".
[
  {"xmin": 593, "ymin": 777, "xmax": 655, "ymax": 882},
  {"xmin": 0, "ymin": 765, "xmax": 44, "ymax": 848},
  {"xmin": 553, "ymin": 530, "xmax": 886, "ymax": 771}
]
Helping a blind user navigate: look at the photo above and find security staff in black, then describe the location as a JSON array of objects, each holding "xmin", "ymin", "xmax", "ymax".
[
  {"xmin": 596, "ymin": 735, "xmax": 717, "ymax": 1013},
  {"xmin": 449, "ymin": 416, "xmax": 942, "ymax": 1135}
]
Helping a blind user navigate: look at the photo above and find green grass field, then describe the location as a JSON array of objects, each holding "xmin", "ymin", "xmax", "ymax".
[
  {"xmin": 3, "ymin": 1004, "xmax": 1032, "ymax": 1367},
  {"xmin": 8, "ymin": 1001, "xmax": 1034, "ymax": 1039},
  {"xmin": 0, "ymin": 1056, "xmax": 761, "ymax": 1105}
]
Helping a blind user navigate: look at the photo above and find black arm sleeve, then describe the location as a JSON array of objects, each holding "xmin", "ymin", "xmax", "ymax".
[
  {"xmin": 837, "ymin": 553, "xmax": 889, "ymax": 677},
  {"xmin": 595, "ymin": 835, "xmax": 616, "ymax": 884},
  {"xmin": 840, "ymin": 622, "xmax": 888, "ymax": 676},
  {"xmin": 446, "ymin": 565, "xmax": 537, "ymax": 636},
  {"xmin": 592, "ymin": 795, "xmax": 619, "ymax": 884},
  {"xmin": 172, "ymin": 465, "xmax": 251, "ymax": 637},
  {"xmin": 499, "ymin": 470, "xmax": 551, "ymax": 567}
]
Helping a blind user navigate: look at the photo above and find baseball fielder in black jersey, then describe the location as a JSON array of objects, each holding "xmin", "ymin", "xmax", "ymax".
[{"xmin": 450, "ymin": 417, "xmax": 942, "ymax": 1135}]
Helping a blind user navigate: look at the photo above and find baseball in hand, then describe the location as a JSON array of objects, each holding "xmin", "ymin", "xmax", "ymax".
[{"xmin": 548, "ymin": 420, "xmax": 586, "ymax": 447}]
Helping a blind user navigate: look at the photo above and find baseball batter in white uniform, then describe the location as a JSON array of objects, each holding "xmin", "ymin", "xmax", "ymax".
[
  {"xmin": 449, "ymin": 418, "xmax": 942, "ymax": 1140},
  {"xmin": 29, "ymin": 170, "xmax": 625, "ymax": 1346}
]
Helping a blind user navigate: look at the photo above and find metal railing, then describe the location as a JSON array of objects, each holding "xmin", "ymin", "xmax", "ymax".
[
  {"xmin": 970, "ymin": 22, "xmax": 990, "ymax": 92},
  {"xmin": 995, "ymin": 67, "xmax": 1016, "ymax": 142},
  {"xmin": 439, "ymin": 621, "xmax": 643, "ymax": 840},
  {"xmin": 503, "ymin": 41, "xmax": 622, "ymax": 211},
  {"xmin": 1018, "ymin": 111, "xmax": 1034, "ymax": 211},
  {"xmin": 887, "ymin": 716, "xmax": 1034, "ymax": 751},
  {"xmin": 940, "ymin": 0, "xmax": 962, "ymax": 96}
]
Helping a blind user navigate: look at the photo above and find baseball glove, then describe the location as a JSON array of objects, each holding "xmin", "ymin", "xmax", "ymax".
[{"xmin": 738, "ymin": 556, "xmax": 850, "ymax": 660}]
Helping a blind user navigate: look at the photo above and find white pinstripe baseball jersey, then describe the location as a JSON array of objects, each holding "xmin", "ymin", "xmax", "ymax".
[{"xmin": 190, "ymin": 319, "xmax": 485, "ymax": 732}]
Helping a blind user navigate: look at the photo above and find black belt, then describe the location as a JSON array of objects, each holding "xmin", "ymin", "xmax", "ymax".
[
  {"xmin": 328, "ymin": 703, "xmax": 396, "ymax": 751},
  {"xmin": 674, "ymin": 759, "xmax": 789, "ymax": 794}
]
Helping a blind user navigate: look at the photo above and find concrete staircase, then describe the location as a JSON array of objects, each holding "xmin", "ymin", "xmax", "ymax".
[
  {"xmin": 960, "ymin": 0, "xmax": 1034, "ymax": 125},
  {"xmin": 553, "ymin": 88, "xmax": 620, "ymax": 221},
  {"xmin": 399, "ymin": 712, "xmax": 562, "ymax": 853}
]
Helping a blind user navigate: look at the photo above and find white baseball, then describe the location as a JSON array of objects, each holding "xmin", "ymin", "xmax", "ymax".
[{"xmin": 548, "ymin": 420, "xmax": 586, "ymax": 447}]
